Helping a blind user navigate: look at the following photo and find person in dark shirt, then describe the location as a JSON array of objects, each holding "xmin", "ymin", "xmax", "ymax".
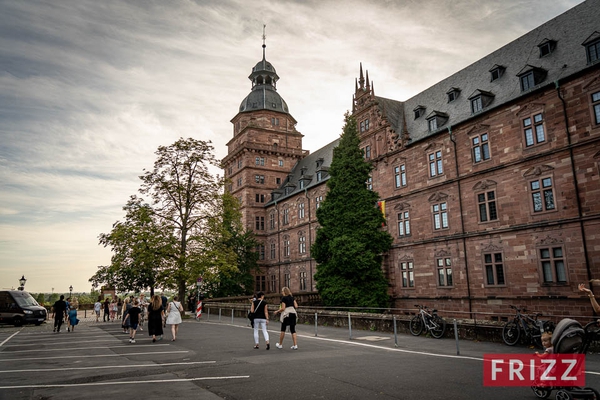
[
  {"xmin": 123, "ymin": 300, "xmax": 141, "ymax": 343},
  {"xmin": 52, "ymin": 295, "xmax": 67, "ymax": 333}
]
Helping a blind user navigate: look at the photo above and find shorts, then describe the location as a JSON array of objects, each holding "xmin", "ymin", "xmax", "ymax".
[
  {"xmin": 130, "ymin": 323, "xmax": 139, "ymax": 330},
  {"xmin": 280, "ymin": 313, "xmax": 297, "ymax": 334}
]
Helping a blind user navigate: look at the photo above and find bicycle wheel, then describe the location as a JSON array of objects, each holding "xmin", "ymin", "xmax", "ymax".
[
  {"xmin": 409, "ymin": 315, "xmax": 424, "ymax": 336},
  {"xmin": 502, "ymin": 321, "xmax": 520, "ymax": 345},
  {"xmin": 430, "ymin": 315, "xmax": 446, "ymax": 338},
  {"xmin": 531, "ymin": 386, "xmax": 552, "ymax": 399}
]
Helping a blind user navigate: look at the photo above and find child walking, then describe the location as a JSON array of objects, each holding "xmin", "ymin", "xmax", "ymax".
[{"xmin": 123, "ymin": 300, "xmax": 141, "ymax": 343}]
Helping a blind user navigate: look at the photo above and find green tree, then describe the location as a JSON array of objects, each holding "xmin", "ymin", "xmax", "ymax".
[
  {"xmin": 90, "ymin": 196, "xmax": 173, "ymax": 295},
  {"xmin": 139, "ymin": 138, "xmax": 222, "ymax": 302},
  {"xmin": 312, "ymin": 112, "xmax": 393, "ymax": 309},
  {"xmin": 196, "ymin": 190, "xmax": 258, "ymax": 298}
]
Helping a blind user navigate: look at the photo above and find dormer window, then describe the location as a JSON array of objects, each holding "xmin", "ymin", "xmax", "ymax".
[
  {"xmin": 538, "ymin": 39, "xmax": 557, "ymax": 58},
  {"xmin": 426, "ymin": 111, "xmax": 449, "ymax": 133},
  {"xmin": 517, "ymin": 65, "xmax": 547, "ymax": 92},
  {"xmin": 489, "ymin": 65, "xmax": 506, "ymax": 82},
  {"xmin": 316, "ymin": 171, "xmax": 322, "ymax": 182},
  {"xmin": 469, "ymin": 90, "xmax": 495, "ymax": 114},
  {"xmin": 414, "ymin": 106, "xmax": 426, "ymax": 120},
  {"xmin": 316, "ymin": 158, "xmax": 324, "ymax": 169},
  {"xmin": 446, "ymin": 88, "xmax": 460, "ymax": 103},
  {"xmin": 582, "ymin": 32, "xmax": 600, "ymax": 64}
]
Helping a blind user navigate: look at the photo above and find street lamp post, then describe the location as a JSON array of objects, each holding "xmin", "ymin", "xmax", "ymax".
[
  {"xmin": 69, "ymin": 285, "xmax": 73, "ymax": 297},
  {"xmin": 18, "ymin": 275, "xmax": 27, "ymax": 291}
]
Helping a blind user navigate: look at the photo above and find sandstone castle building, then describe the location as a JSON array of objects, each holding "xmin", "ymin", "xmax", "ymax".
[{"xmin": 222, "ymin": 0, "xmax": 600, "ymax": 317}]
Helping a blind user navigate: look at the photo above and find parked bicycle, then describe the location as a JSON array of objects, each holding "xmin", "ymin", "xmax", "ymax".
[
  {"xmin": 409, "ymin": 305, "xmax": 446, "ymax": 339},
  {"xmin": 502, "ymin": 305, "xmax": 555, "ymax": 348}
]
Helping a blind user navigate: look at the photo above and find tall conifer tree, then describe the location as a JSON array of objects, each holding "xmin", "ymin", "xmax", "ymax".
[{"xmin": 312, "ymin": 113, "xmax": 392, "ymax": 308}]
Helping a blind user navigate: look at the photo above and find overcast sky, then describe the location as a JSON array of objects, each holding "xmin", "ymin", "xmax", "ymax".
[{"xmin": 0, "ymin": 0, "xmax": 585, "ymax": 294}]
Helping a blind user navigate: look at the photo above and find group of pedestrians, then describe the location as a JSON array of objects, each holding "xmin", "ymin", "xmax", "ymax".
[
  {"xmin": 250, "ymin": 287, "xmax": 299, "ymax": 350},
  {"xmin": 51, "ymin": 295, "xmax": 79, "ymax": 333},
  {"xmin": 121, "ymin": 292, "xmax": 183, "ymax": 344}
]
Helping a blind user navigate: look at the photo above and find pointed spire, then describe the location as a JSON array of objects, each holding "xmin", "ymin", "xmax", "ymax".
[
  {"xmin": 366, "ymin": 70, "xmax": 370, "ymax": 91},
  {"xmin": 262, "ymin": 24, "xmax": 266, "ymax": 61},
  {"xmin": 359, "ymin": 62, "xmax": 365, "ymax": 89},
  {"xmin": 355, "ymin": 77, "xmax": 358, "ymax": 92},
  {"xmin": 371, "ymin": 81, "xmax": 375, "ymax": 96}
]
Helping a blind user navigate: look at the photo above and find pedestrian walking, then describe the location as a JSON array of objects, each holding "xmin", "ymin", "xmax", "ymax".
[
  {"xmin": 138, "ymin": 294, "xmax": 148, "ymax": 331},
  {"xmin": 273, "ymin": 287, "xmax": 299, "ymax": 350},
  {"xmin": 160, "ymin": 291, "xmax": 168, "ymax": 327},
  {"xmin": 165, "ymin": 295, "xmax": 184, "ymax": 341},
  {"xmin": 52, "ymin": 295, "xmax": 68, "ymax": 333},
  {"xmin": 251, "ymin": 291, "xmax": 270, "ymax": 350},
  {"xmin": 147, "ymin": 295, "xmax": 164, "ymax": 342},
  {"xmin": 68, "ymin": 298, "xmax": 79, "ymax": 332},
  {"xmin": 123, "ymin": 299, "xmax": 141, "ymax": 343},
  {"xmin": 121, "ymin": 298, "xmax": 131, "ymax": 333},
  {"xmin": 110, "ymin": 299, "xmax": 117, "ymax": 321},
  {"xmin": 103, "ymin": 297, "xmax": 110, "ymax": 322},
  {"xmin": 93, "ymin": 297, "xmax": 102, "ymax": 322},
  {"xmin": 117, "ymin": 297, "xmax": 123, "ymax": 319}
]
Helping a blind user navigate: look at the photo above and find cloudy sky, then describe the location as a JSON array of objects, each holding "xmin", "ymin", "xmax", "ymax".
[{"xmin": 0, "ymin": 0, "xmax": 585, "ymax": 294}]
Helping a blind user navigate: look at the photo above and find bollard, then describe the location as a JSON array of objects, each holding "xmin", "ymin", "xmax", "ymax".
[
  {"xmin": 393, "ymin": 316, "xmax": 398, "ymax": 347},
  {"xmin": 207, "ymin": 307, "xmax": 210, "ymax": 321},
  {"xmin": 231, "ymin": 309, "xmax": 234, "ymax": 325},
  {"xmin": 348, "ymin": 312, "xmax": 352, "ymax": 340},
  {"xmin": 453, "ymin": 319, "xmax": 460, "ymax": 355},
  {"xmin": 315, "ymin": 312, "xmax": 318, "ymax": 337},
  {"xmin": 219, "ymin": 308, "xmax": 222, "ymax": 322}
]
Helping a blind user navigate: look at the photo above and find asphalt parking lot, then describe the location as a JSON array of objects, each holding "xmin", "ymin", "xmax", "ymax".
[{"xmin": 2, "ymin": 314, "xmax": 600, "ymax": 400}]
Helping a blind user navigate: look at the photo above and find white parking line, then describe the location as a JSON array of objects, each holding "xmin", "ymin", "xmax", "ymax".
[
  {"xmin": 2, "ymin": 344, "xmax": 172, "ymax": 353},
  {"xmin": 2, "ymin": 339, "xmax": 124, "ymax": 347},
  {"xmin": 0, "ymin": 375, "xmax": 249, "ymax": 390},
  {"xmin": 0, "ymin": 361, "xmax": 215, "ymax": 374},
  {"xmin": 0, "ymin": 331, "xmax": 20, "ymax": 347},
  {"xmin": 0, "ymin": 350, "xmax": 189, "ymax": 362}
]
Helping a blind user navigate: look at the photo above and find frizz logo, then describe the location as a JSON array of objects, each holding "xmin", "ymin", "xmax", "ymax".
[{"xmin": 483, "ymin": 354, "xmax": 585, "ymax": 387}]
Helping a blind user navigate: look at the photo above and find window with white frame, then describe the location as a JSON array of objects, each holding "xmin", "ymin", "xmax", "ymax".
[
  {"xmin": 366, "ymin": 177, "xmax": 373, "ymax": 190},
  {"xmin": 432, "ymin": 202, "xmax": 448, "ymax": 230},
  {"xmin": 394, "ymin": 164, "xmax": 407, "ymax": 188},
  {"xmin": 530, "ymin": 177, "xmax": 555, "ymax": 213},
  {"xmin": 283, "ymin": 237, "xmax": 290, "ymax": 257},
  {"xmin": 299, "ymin": 271, "xmax": 307, "ymax": 291},
  {"xmin": 284, "ymin": 272, "xmax": 291, "ymax": 288},
  {"xmin": 255, "ymin": 175, "xmax": 265, "ymax": 184},
  {"xmin": 523, "ymin": 113, "xmax": 546, "ymax": 147},
  {"xmin": 270, "ymin": 275, "xmax": 277, "ymax": 293},
  {"xmin": 255, "ymin": 157, "xmax": 265, "ymax": 166},
  {"xmin": 269, "ymin": 212, "xmax": 275, "ymax": 229},
  {"xmin": 315, "ymin": 195, "xmax": 323, "ymax": 209},
  {"xmin": 400, "ymin": 261, "xmax": 414, "ymax": 288},
  {"xmin": 585, "ymin": 39, "xmax": 600, "ymax": 64},
  {"xmin": 484, "ymin": 252, "xmax": 505, "ymax": 286},
  {"xmin": 298, "ymin": 202, "xmax": 305, "ymax": 219},
  {"xmin": 279, "ymin": 159, "xmax": 284, "ymax": 167},
  {"xmin": 397, "ymin": 211, "xmax": 410, "ymax": 237},
  {"xmin": 477, "ymin": 190, "xmax": 498, "ymax": 222},
  {"xmin": 270, "ymin": 243, "xmax": 276, "ymax": 259},
  {"xmin": 283, "ymin": 208, "xmax": 289, "ymax": 225},
  {"xmin": 429, "ymin": 151, "xmax": 443, "ymax": 177},
  {"xmin": 255, "ymin": 216, "xmax": 264, "ymax": 231},
  {"xmin": 592, "ymin": 91, "xmax": 600, "ymax": 125},
  {"xmin": 539, "ymin": 246, "xmax": 567, "ymax": 283},
  {"xmin": 472, "ymin": 133, "xmax": 490, "ymax": 163},
  {"xmin": 299, "ymin": 234, "xmax": 306, "ymax": 254},
  {"xmin": 363, "ymin": 146, "xmax": 371, "ymax": 159},
  {"xmin": 436, "ymin": 257, "xmax": 453, "ymax": 287}
]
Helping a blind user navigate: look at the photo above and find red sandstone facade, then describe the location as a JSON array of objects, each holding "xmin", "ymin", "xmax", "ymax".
[{"xmin": 223, "ymin": 0, "xmax": 600, "ymax": 319}]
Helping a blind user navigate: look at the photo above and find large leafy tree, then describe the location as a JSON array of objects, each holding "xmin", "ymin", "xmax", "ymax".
[
  {"xmin": 196, "ymin": 191, "xmax": 258, "ymax": 298},
  {"xmin": 90, "ymin": 196, "xmax": 174, "ymax": 294},
  {"xmin": 138, "ymin": 138, "xmax": 222, "ymax": 302},
  {"xmin": 312, "ymin": 112, "xmax": 393, "ymax": 309}
]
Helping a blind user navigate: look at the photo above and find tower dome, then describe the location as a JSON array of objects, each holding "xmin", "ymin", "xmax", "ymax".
[{"xmin": 239, "ymin": 35, "xmax": 290, "ymax": 114}]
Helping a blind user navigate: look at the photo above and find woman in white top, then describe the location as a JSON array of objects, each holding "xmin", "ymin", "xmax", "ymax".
[{"xmin": 165, "ymin": 295, "xmax": 184, "ymax": 341}]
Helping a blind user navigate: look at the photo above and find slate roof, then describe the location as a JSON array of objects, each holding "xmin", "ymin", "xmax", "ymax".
[
  {"xmin": 266, "ymin": 138, "xmax": 340, "ymax": 205},
  {"xmin": 391, "ymin": 0, "xmax": 600, "ymax": 144}
]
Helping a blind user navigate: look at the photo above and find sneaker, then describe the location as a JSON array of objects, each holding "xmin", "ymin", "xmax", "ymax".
[
  {"xmin": 254, "ymin": 345, "xmax": 259, "ymax": 349},
  {"xmin": 275, "ymin": 343, "xmax": 282, "ymax": 349},
  {"xmin": 266, "ymin": 344, "xmax": 270, "ymax": 350},
  {"xmin": 291, "ymin": 345, "xmax": 298, "ymax": 350},
  {"xmin": 130, "ymin": 339, "xmax": 136, "ymax": 344}
]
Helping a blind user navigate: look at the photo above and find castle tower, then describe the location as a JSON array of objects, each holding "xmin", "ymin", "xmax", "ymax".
[{"xmin": 222, "ymin": 30, "xmax": 308, "ymax": 235}]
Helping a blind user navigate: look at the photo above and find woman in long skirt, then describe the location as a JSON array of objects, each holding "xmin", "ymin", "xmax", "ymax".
[{"xmin": 147, "ymin": 295, "xmax": 164, "ymax": 342}]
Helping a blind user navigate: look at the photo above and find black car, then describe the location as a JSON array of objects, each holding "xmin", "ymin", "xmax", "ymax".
[{"xmin": 0, "ymin": 290, "xmax": 47, "ymax": 326}]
